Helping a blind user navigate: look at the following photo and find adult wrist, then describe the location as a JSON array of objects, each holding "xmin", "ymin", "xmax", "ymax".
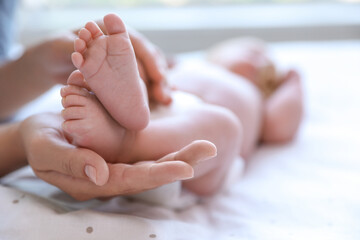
[{"xmin": 0, "ymin": 122, "xmax": 27, "ymax": 177}]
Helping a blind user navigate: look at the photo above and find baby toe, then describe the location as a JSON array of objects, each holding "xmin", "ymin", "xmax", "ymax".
[
  {"xmin": 74, "ymin": 38, "xmax": 87, "ymax": 53},
  {"xmin": 61, "ymin": 84, "xmax": 89, "ymax": 98},
  {"xmin": 78, "ymin": 28, "xmax": 92, "ymax": 44},
  {"xmin": 71, "ymin": 52, "xmax": 84, "ymax": 69},
  {"xmin": 103, "ymin": 13, "xmax": 127, "ymax": 35},
  {"xmin": 85, "ymin": 21, "xmax": 104, "ymax": 39},
  {"xmin": 66, "ymin": 70, "xmax": 91, "ymax": 90},
  {"xmin": 61, "ymin": 106, "xmax": 86, "ymax": 121},
  {"xmin": 62, "ymin": 119, "xmax": 91, "ymax": 147},
  {"xmin": 62, "ymin": 95, "xmax": 88, "ymax": 108}
]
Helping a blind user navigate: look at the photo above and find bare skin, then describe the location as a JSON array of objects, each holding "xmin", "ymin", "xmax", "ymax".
[
  {"xmin": 207, "ymin": 38, "xmax": 303, "ymax": 144},
  {"xmin": 168, "ymin": 61, "xmax": 263, "ymax": 158},
  {"xmin": 262, "ymin": 70, "xmax": 303, "ymax": 143},
  {"xmin": 0, "ymin": 112, "xmax": 220, "ymax": 200},
  {"xmin": 0, "ymin": 14, "xmax": 202, "ymax": 200},
  {"xmin": 0, "ymin": 34, "xmax": 76, "ymax": 120},
  {"xmin": 72, "ymin": 14, "xmax": 149, "ymax": 130},
  {"xmin": 0, "ymin": 34, "xmax": 303, "ymax": 201},
  {"xmin": 0, "ymin": 18, "xmax": 171, "ymax": 121},
  {"xmin": 62, "ymin": 14, "xmax": 242, "ymax": 196},
  {"xmin": 62, "ymin": 70, "xmax": 241, "ymax": 196},
  {"xmin": 61, "ymin": 71, "xmax": 134, "ymax": 164},
  {"xmin": 168, "ymin": 62, "xmax": 303, "ymax": 158},
  {"xmin": 62, "ymin": 15, "xmax": 303, "ymax": 196},
  {"xmin": 0, "ymin": 122, "xmax": 26, "ymax": 177}
]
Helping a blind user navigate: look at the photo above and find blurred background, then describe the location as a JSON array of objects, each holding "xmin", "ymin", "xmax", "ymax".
[{"xmin": 16, "ymin": 0, "xmax": 360, "ymax": 54}]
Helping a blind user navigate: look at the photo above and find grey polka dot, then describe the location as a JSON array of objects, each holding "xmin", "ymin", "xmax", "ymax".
[
  {"xmin": 12, "ymin": 199, "xmax": 19, "ymax": 204},
  {"xmin": 149, "ymin": 233, "xmax": 156, "ymax": 238},
  {"xmin": 86, "ymin": 226, "xmax": 93, "ymax": 234}
]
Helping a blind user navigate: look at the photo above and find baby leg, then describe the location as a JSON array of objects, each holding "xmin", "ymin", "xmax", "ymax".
[
  {"xmin": 61, "ymin": 71, "xmax": 220, "ymax": 168},
  {"xmin": 61, "ymin": 70, "xmax": 133, "ymax": 163},
  {"xmin": 169, "ymin": 62, "xmax": 263, "ymax": 158},
  {"xmin": 132, "ymin": 99, "xmax": 242, "ymax": 196},
  {"xmin": 72, "ymin": 13, "xmax": 149, "ymax": 130},
  {"xmin": 62, "ymin": 72, "xmax": 239, "ymax": 195}
]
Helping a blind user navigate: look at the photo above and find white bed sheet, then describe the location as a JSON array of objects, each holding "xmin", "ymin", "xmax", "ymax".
[{"xmin": 1, "ymin": 41, "xmax": 360, "ymax": 240}]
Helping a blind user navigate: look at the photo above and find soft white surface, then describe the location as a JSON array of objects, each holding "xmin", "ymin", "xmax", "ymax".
[{"xmin": 1, "ymin": 41, "xmax": 360, "ymax": 239}]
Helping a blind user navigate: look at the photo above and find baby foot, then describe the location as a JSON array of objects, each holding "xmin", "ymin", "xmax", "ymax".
[
  {"xmin": 61, "ymin": 70, "xmax": 135, "ymax": 163},
  {"xmin": 72, "ymin": 13, "xmax": 149, "ymax": 130}
]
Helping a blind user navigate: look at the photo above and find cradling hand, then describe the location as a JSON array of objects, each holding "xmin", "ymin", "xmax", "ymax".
[{"xmin": 19, "ymin": 113, "xmax": 214, "ymax": 200}]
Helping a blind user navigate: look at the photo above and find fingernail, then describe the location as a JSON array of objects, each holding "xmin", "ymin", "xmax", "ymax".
[
  {"xmin": 85, "ymin": 165, "xmax": 97, "ymax": 185},
  {"xmin": 198, "ymin": 150, "xmax": 217, "ymax": 164},
  {"xmin": 175, "ymin": 169, "xmax": 194, "ymax": 181},
  {"xmin": 61, "ymin": 97, "xmax": 66, "ymax": 107}
]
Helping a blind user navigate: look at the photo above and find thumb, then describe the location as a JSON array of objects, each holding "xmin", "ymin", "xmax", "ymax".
[
  {"xmin": 65, "ymin": 147, "xmax": 110, "ymax": 186},
  {"xmin": 156, "ymin": 140, "xmax": 217, "ymax": 166},
  {"xmin": 32, "ymin": 132, "xmax": 109, "ymax": 186}
]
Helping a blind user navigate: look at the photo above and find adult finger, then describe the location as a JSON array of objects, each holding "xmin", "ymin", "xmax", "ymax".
[
  {"xmin": 151, "ymin": 82, "xmax": 172, "ymax": 105},
  {"xmin": 37, "ymin": 160, "xmax": 194, "ymax": 201},
  {"xmin": 113, "ymin": 160, "xmax": 194, "ymax": 194},
  {"xmin": 128, "ymin": 29, "xmax": 173, "ymax": 104},
  {"xmin": 130, "ymin": 31, "xmax": 166, "ymax": 83},
  {"xmin": 137, "ymin": 59, "xmax": 148, "ymax": 84},
  {"xmin": 157, "ymin": 140, "xmax": 217, "ymax": 166}
]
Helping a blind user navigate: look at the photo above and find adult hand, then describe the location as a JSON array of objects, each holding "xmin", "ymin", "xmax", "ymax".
[
  {"xmin": 27, "ymin": 32, "xmax": 76, "ymax": 86},
  {"xmin": 18, "ymin": 20, "xmax": 170, "ymax": 97},
  {"xmin": 128, "ymin": 28, "xmax": 172, "ymax": 105},
  {"xmin": 20, "ymin": 113, "xmax": 215, "ymax": 201},
  {"xmin": 0, "ymin": 32, "xmax": 76, "ymax": 119}
]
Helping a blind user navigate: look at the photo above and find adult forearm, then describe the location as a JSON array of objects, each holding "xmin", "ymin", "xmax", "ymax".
[
  {"xmin": 0, "ymin": 48, "xmax": 55, "ymax": 120},
  {"xmin": 0, "ymin": 122, "xmax": 27, "ymax": 177}
]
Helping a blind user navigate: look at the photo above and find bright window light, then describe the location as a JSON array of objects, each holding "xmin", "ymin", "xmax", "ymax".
[
  {"xmin": 22, "ymin": 0, "xmax": 359, "ymax": 9},
  {"xmin": 18, "ymin": 0, "xmax": 360, "ymax": 53}
]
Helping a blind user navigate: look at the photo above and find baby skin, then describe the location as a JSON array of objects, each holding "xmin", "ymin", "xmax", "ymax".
[
  {"xmin": 62, "ymin": 14, "xmax": 241, "ymax": 195},
  {"xmin": 206, "ymin": 38, "xmax": 303, "ymax": 143},
  {"xmin": 71, "ymin": 14, "xmax": 149, "ymax": 130},
  {"xmin": 62, "ymin": 14, "xmax": 303, "ymax": 196},
  {"xmin": 62, "ymin": 14, "xmax": 218, "ymax": 164}
]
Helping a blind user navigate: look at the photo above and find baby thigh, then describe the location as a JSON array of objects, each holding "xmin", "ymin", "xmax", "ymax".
[
  {"xmin": 134, "ymin": 102, "xmax": 242, "ymax": 196},
  {"xmin": 169, "ymin": 61, "xmax": 263, "ymax": 158}
]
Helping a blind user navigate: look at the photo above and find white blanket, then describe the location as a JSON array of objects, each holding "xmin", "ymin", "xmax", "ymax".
[{"xmin": 1, "ymin": 41, "xmax": 360, "ymax": 239}]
